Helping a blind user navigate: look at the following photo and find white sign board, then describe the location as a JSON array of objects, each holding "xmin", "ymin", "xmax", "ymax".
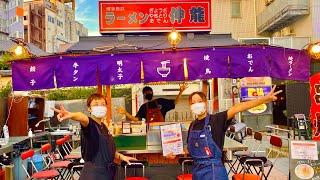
[
  {"xmin": 160, "ymin": 123, "xmax": 184, "ymax": 156},
  {"xmin": 291, "ymin": 141, "xmax": 318, "ymax": 160}
]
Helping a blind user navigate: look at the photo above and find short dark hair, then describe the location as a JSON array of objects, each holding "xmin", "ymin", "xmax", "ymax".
[
  {"xmin": 189, "ymin": 92, "xmax": 207, "ymax": 104},
  {"xmin": 86, "ymin": 93, "xmax": 107, "ymax": 107},
  {"xmin": 142, "ymin": 86, "xmax": 153, "ymax": 94}
]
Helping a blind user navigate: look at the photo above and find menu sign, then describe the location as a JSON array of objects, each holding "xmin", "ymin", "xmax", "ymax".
[
  {"xmin": 99, "ymin": 0, "xmax": 211, "ymax": 33},
  {"xmin": 290, "ymin": 140, "xmax": 320, "ymax": 180},
  {"xmin": 291, "ymin": 141, "xmax": 318, "ymax": 160},
  {"xmin": 240, "ymin": 77, "xmax": 272, "ymax": 115},
  {"xmin": 160, "ymin": 123, "xmax": 184, "ymax": 156}
]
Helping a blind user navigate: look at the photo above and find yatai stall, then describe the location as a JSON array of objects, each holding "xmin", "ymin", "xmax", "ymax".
[{"xmin": 10, "ymin": 44, "xmax": 310, "ymax": 178}]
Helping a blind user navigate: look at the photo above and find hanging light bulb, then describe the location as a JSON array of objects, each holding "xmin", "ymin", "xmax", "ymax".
[
  {"xmin": 311, "ymin": 43, "xmax": 320, "ymax": 54},
  {"xmin": 308, "ymin": 42, "xmax": 320, "ymax": 60},
  {"xmin": 168, "ymin": 28, "xmax": 182, "ymax": 49},
  {"xmin": 14, "ymin": 45, "xmax": 23, "ymax": 56}
]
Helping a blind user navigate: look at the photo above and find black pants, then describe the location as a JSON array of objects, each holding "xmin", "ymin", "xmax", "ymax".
[{"xmin": 80, "ymin": 162, "xmax": 117, "ymax": 180}]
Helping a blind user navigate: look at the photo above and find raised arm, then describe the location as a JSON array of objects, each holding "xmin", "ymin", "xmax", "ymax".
[
  {"xmin": 53, "ymin": 105, "xmax": 89, "ymax": 127},
  {"xmin": 175, "ymin": 82, "xmax": 189, "ymax": 105},
  {"xmin": 116, "ymin": 107, "xmax": 140, "ymax": 122},
  {"xmin": 227, "ymin": 86, "xmax": 282, "ymax": 120}
]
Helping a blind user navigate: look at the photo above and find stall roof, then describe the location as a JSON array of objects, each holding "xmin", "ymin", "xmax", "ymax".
[
  {"xmin": 67, "ymin": 33, "xmax": 239, "ymax": 52},
  {"xmin": 0, "ymin": 40, "xmax": 49, "ymax": 57}
]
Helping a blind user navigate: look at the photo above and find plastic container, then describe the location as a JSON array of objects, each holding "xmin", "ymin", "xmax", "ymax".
[{"xmin": 32, "ymin": 155, "xmax": 44, "ymax": 171}]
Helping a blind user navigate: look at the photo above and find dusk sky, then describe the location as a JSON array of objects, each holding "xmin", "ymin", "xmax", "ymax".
[{"xmin": 75, "ymin": 0, "xmax": 100, "ymax": 36}]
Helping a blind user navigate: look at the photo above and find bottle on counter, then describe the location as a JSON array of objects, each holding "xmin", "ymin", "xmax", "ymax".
[
  {"xmin": 3, "ymin": 125, "xmax": 9, "ymax": 140},
  {"xmin": 28, "ymin": 128, "xmax": 33, "ymax": 138}
]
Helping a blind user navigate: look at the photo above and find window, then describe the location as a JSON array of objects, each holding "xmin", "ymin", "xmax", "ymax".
[
  {"xmin": 24, "ymin": 16, "xmax": 27, "ymax": 20},
  {"xmin": 231, "ymin": 0, "xmax": 241, "ymax": 18},
  {"xmin": 47, "ymin": 15, "xmax": 55, "ymax": 24},
  {"xmin": 57, "ymin": 20, "xmax": 63, "ymax": 28}
]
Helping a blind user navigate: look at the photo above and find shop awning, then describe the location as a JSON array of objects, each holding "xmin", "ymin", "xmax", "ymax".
[{"xmin": 11, "ymin": 45, "xmax": 311, "ymax": 91}]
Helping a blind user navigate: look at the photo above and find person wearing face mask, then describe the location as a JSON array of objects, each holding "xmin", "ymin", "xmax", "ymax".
[
  {"xmin": 53, "ymin": 93, "xmax": 136, "ymax": 180},
  {"xmin": 117, "ymin": 83, "xmax": 188, "ymax": 123},
  {"xmin": 167, "ymin": 86, "xmax": 282, "ymax": 180}
]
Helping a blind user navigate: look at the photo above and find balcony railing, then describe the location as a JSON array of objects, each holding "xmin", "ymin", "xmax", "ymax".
[
  {"xmin": 257, "ymin": 0, "xmax": 309, "ymax": 34},
  {"xmin": 272, "ymin": 36, "xmax": 310, "ymax": 50}
]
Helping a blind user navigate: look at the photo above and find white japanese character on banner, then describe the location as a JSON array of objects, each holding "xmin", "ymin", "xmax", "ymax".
[
  {"xmin": 118, "ymin": 67, "xmax": 123, "ymax": 73},
  {"xmin": 117, "ymin": 74, "xmax": 123, "ymax": 80},
  {"xmin": 117, "ymin": 60, "xmax": 123, "ymax": 66},
  {"xmin": 73, "ymin": 77, "xmax": 78, "ymax": 82},
  {"xmin": 30, "ymin": 79, "xmax": 36, "ymax": 86},
  {"xmin": 203, "ymin": 54, "xmax": 210, "ymax": 61},
  {"xmin": 73, "ymin": 70, "xmax": 78, "ymax": 76},
  {"xmin": 73, "ymin": 62, "xmax": 79, "ymax": 69},
  {"xmin": 205, "ymin": 68, "xmax": 212, "ymax": 75},
  {"xmin": 247, "ymin": 53, "xmax": 253, "ymax": 59},
  {"xmin": 30, "ymin": 66, "xmax": 36, "ymax": 72},
  {"xmin": 248, "ymin": 67, "xmax": 254, "ymax": 73}
]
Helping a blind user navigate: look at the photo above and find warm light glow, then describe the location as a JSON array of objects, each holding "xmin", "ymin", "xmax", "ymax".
[
  {"xmin": 311, "ymin": 44, "xmax": 320, "ymax": 54},
  {"xmin": 308, "ymin": 42, "xmax": 320, "ymax": 60},
  {"xmin": 169, "ymin": 32, "xmax": 179, "ymax": 41},
  {"xmin": 168, "ymin": 29, "xmax": 182, "ymax": 48},
  {"xmin": 14, "ymin": 45, "xmax": 23, "ymax": 56}
]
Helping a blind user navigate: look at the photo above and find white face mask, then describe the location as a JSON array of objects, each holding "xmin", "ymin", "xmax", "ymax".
[
  {"xmin": 190, "ymin": 102, "xmax": 206, "ymax": 116},
  {"xmin": 91, "ymin": 106, "xmax": 107, "ymax": 118}
]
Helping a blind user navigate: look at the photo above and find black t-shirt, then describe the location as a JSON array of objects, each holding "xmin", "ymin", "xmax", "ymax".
[
  {"xmin": 187, "ymin": 111, "xmax": 232, "ymax": 152},
  {"xmin": 81, "ymin": 118, "xmax": 115, "ymax": 162},
  {"xmin": 135, "ymin": 98, "xmax": 175, "ymax": 120}
]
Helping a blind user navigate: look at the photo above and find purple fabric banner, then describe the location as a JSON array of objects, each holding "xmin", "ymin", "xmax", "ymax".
[
  {"xmin": 229, "ymin": 46, "xmax": 270, "ymax": 78},
  {"xmin": 11, "ymin": 45, "xmax": 311, "ymax": 91},
  {"xmin": 12, "ymin": 58, "xmax": 55, "ymax": 91},
  {"xmin": 98, "ymin": 54, "xmax": 141, "ymax": 85},
  {"xmin": 141, "ymin": 51, "xmax": 185, "ymax": 83},
  {"xmin": 268, "ymin": 47, "xmax": 310, "ymax": 81},
  {"xmin": 55, "ymin": 56, "xmax": 99, "ymax": 88},
  {"xmin": 187, "ymin": 48, "xmax": 229, "ymax": 80}
]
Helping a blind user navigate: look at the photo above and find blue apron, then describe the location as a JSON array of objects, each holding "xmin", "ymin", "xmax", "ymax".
[{"xmin": 187, "ymin": 115, "xmax": 228, "ymax": 180}]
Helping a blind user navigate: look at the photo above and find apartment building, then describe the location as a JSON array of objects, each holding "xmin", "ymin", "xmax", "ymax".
[
  {"xmin": 0, "ymin": 0, "xmax": 24, "ymax": 40},
  {"xmin": 256, "ymin": 0, "xmax": 315, "ymax": 49},
  {"xmin": 23, "ymin": 0, "xmax": 88, "ymax": 53}
]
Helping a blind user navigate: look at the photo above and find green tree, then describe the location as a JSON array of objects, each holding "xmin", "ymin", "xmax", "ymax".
[{"xmin": 0, "ymin": 52, "xmax": 12, "ymax": 70}]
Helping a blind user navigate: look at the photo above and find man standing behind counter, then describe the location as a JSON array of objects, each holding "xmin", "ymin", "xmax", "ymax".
[{"xmin": 117, "ymin": 83, "xmax": 188, "ymax": 123}]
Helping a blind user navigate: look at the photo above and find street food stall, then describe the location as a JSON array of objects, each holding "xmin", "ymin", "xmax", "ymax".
[{"xmin": 7, "ymin": 41, "xmax": 310, "ymax": 179}]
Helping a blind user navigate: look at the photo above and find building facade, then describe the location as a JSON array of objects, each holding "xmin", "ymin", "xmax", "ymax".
[
  {"xmin": 74, "ymin": 21, "xmax": 88, "ymax": 42},
  {"xmin": 23, "ymin": 0, "xmax": 88, "ymax": 53},
  {"xmin": 0, "ymin": 0, "xmax": 24, "ymax": 41}
]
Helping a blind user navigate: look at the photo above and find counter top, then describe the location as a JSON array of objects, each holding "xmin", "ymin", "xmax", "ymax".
[
  {"xmin": 0, "ymin": 136, "xmax": 29, "ymax": 154},
  {"xmin": 70, "ymin": 137, "xmax": 248, "ymax": 155},
  {"xmin": 118, "ymin": 137, "xmax": 248, "ymax": 154}
]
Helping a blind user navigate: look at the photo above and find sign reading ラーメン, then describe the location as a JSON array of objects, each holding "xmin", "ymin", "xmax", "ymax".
[{"xmin": 99, "ymin": 0, "xmax": 211, "ymax": 33}]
